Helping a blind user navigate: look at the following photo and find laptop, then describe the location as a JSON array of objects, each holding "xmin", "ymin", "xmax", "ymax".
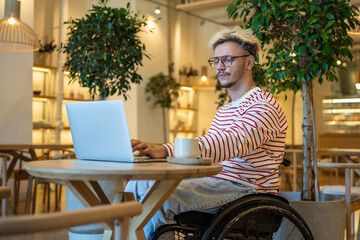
[{"xmin": 66, "ymin": 100, "xmax": 166, "ymax": 163}]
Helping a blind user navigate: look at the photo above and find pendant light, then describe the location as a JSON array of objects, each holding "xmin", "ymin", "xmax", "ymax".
[{"xmin": 0, "ymin": 0, "xmax": 40, "ymax": 52}]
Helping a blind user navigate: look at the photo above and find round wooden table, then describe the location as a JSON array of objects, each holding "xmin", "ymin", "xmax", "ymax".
[{"xmin": 24, "ymin": 159, "xmax": 223, "ymax": 240}]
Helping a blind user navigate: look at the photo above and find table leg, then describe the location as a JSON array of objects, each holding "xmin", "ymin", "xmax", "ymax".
[
  {"xmin": 64, "ymin": 180, "xmax": 113, "ymax": 231},
  {"xmin": 6, "ymin": 156, "xmax": 18, "ymax": 183},
  {"xmin": 24, "ymin": 175, "xmax": 33, "ymax": 214},
  {"xmin": 129, "ymin": 179, "xmax": 182, "ymax": 240},
  {"xmin": 2, "ymin": 156, "xmax": 7, "ymax": 218}
]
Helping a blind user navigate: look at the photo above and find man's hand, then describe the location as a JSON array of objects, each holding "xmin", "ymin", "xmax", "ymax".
[{"xmin": 131, "ymin": 139, "xmax": 168, "ymax": 159}]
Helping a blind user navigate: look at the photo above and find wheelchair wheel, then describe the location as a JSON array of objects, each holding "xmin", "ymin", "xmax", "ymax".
[
  {"xmin": 203, "ymin": 202, "xmax": 314, "ymax": 240},
  {"xmin": 150, "ymin": 223, "xmax": 201, "ymax": 240}
]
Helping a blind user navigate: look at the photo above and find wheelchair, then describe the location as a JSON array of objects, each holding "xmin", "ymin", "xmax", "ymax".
[
  {"xmin": 151, "ymin": 193, "xmax": 313, "ymax": 240},
  {"xmin": 151, "ymin": 159, "xmax": 313, "ymax": 240}
]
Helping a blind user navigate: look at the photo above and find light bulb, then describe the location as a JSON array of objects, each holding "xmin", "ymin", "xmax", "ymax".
[
  {"xmin": 8, "ymin": 17, "xmax": 16, "ymax": 24},
  {"xmin": 336, "ymin": 60, "xmax": 341, "ymax": 65},
  {"xmin": 155, "ymin": 7, "xmax": 160, "ymax": 14},
  {"xmin": 201, "ymin": 76, "xmax": 207, "ymax": 82}
]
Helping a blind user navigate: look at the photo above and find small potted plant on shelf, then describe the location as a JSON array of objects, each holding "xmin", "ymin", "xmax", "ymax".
[
  {"xmin": 146, "ymin": 63, "xmax": 180, "ymax": 142},
  {"xmin": 179, "ymin": 65, "xmax": 198, "ymax": 86},
  {"xmin": 58, "ymin": 0, "xmax": 150, "ymax": 100},
  {"xmin": 227, "ymin": 0, "xmax": 360, "ymax": 238},
  {"xmin": 34, "ymin": 39, "xmax": 57, "ymax": 66}
]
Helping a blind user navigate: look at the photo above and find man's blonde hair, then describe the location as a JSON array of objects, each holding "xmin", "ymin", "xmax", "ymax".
[{"xmin": 208, "ymin": 27, "xmax": 261, "ymax": 57}]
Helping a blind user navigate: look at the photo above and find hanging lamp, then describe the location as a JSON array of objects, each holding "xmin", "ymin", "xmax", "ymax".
[{"xmin": 0, "ymin": 0, "xmax": 40, "ymax": 52}]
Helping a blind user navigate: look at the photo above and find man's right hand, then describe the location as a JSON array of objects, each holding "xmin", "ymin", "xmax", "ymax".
[{"xmin": 131, "ymin": 139, "xmax": 168, "ymax": 159}]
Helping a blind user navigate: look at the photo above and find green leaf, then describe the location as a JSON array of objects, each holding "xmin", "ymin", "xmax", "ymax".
[
  {"xmin": 280, "ymin": 1, "xmax": 287, "ymax": 7},
  {"xmin": 321, "ymin": 62, "xmax": 329, "ymax": 70},
  {"xmin": 321, "ymin": 31, "xmax": 329, "ymax": 41},
  {"xmin": 227, "ymin": 3, "xmax": 237, "ymax": 16},
  {"xmin": 266, "ymin": 68, "xmax": 275, "ymax": 75},
  {"xmin": 310, "ymin": 5, "xmax": 316, "ymax": 14},
  {"xmin": 285, "ymin": 12, "xmax": 294, "ymax": 18},
  {"xmin": 325, "ymin": 20, "xmax": 335, "ymax": 29},
  {"xmin": 298, "ymin": 45, "xmax": 307, "ymax": 54},
  {"xmin": 260, "ymin": 2, "xmax": 267, "ymax": 11},
  {"xmin": 326, "ymin": 13, "xmax": 335, "ymax": 20},
  {"xmin": 309, "ymin": 34, "xmax": 318, "ymax": 42},
  {"xmin": 322, "ymin": 45, "xmax": 330, "ymax": 54},
  {"xmin": 297, "ymin": 71, "xmax": 304, "ymax": 82},
  {"xmin": 309, "ymin": 18, "xmax": 318, "ymax": 25}
]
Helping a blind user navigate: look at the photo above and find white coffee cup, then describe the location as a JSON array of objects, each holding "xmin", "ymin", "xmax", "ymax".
[{"xmin": 174, "ymin": 138, "xmax": 205, "ymax": 159}]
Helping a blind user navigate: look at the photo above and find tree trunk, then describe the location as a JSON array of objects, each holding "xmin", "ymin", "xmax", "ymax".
[{"xmin": 301, "ymin": 79, "xmax": 315, "ymax": 201}]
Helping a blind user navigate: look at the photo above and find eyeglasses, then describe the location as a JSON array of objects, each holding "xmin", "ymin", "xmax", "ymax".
[{"xmin": 208, "ymin": 55, "xmax": 250, "ymax": 68}]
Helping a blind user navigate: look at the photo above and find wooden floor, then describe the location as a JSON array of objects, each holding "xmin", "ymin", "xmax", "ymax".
[{"xmin": 0, "ymin": 170, "xmax": 359, "ymax": 240}]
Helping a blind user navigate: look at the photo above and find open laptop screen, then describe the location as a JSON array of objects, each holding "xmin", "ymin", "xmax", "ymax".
[{"xmin": 66, "ymin": 100, "xmax": 135, "ymax": 162}]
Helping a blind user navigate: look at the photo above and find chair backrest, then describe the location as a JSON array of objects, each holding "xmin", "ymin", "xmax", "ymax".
[
  {"xmin": 0, "ymin": 186, "xmax": 11, "ymax": 200},
  {"xmin": 0, "ymin": 198, "xmax": 142, "ymax": 240}
]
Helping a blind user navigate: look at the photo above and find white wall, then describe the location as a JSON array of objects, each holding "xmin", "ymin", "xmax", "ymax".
[
  {"xmin": 135, "ymin": 0, "xmax": 169, "ymax": 143},
  {"xmin": 0, "ymin": 0, "xmax": 34, "ymax": 143}
]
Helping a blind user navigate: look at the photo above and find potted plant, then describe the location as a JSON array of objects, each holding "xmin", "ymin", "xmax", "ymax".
[
  {"xmin": 34, "ymin": 39, "xmax": 56, "ymax": 66},
  {"xmin": 146, "ymin": 64, "xmax": 180, "ymax": 142},
  {"xmin": 58, "ymin": 1, "xmax": 150, "ymax": 238},
  {"xmin": 179, "ymin": 65, "xmax": 199, "ymax": 86},
  {"xmin": 58, "ymin": 0, "xmax": 149, "ymax": 100},
  {"xmin": 227, "ymin": 0, "xmax": 360, "ymax": 238}
]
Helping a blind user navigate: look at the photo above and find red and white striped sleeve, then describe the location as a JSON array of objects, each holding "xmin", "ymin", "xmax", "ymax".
[{"xmin": 198, "ymin": 99, "xmax": 287, "ymax": 164}]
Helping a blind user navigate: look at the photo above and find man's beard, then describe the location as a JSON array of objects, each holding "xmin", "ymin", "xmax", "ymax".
[
  {"xmin": 217, "ymin": 72, "xmax": 235, "ymax": 88},
  {"xmin": 220, "ymin": 81, "xmax": 236, "ymax": 88}
]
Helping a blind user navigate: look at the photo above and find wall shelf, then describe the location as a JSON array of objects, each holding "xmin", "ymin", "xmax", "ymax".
[
  {"xmin": 33, "ymin": 96, "xmax": 56, "ymax": 101},
  {"xmin": 322, "ymin": 95, "xmax": 360, "ymax": 134},
  {"xmin": 169, "ymin": 86, "xmax": 198, "ymax": 142},
  {"xmin": 33, "ymin": 66, "xmax": 92, "ymax": 145}
]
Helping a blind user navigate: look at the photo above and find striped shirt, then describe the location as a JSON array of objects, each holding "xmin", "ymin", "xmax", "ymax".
[{"xmin": 164, "ymin": 87, "xmax": 288, "ymax": 194}]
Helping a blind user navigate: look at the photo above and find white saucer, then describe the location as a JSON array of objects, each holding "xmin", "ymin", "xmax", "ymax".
[{"xmin": 167, "ymin": 157, "xmax": 212, "ymax": 165}]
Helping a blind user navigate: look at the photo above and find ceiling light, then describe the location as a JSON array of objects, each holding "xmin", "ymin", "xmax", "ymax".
[{"xmin": 155, "ymin": 6, "xmax": 160, "ymax": 15}]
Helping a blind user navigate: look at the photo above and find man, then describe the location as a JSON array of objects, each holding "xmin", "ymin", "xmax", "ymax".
[{"xmin": 128, "ymin": 28, "xmax": 288, "ymax": 239}]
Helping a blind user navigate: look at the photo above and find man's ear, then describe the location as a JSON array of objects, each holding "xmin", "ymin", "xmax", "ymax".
[{"xmin": 246, "ymin": 55, "xmax": 255, "ymax": 70}]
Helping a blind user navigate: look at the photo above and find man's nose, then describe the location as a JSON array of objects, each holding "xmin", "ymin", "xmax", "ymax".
[{"xmin": 216, "ymin": 60, "xmax": 226, "ymax": 70}]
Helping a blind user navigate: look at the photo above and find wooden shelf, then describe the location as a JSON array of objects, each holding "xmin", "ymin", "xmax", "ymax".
[
  {"xmin": 33, "ymin": 126, "xmax": 55, "ymax": 130},
  {"xmin": 63, "ymin": 97, "xmax": 91, "ymax": 102},
  {"xmin": 170, "ymin": 130, "xmax": 197, "ymax": 133},
  {"xmin": 33, "ymin": 95, "xmax": 56, "ymax": 101},
  {"xmin": 33, "ymin": 65, "xmax": 57, "ymax": 71},
  {"xmin": 170, "ymin": 107, "xmax": 197, "ymax": 111}
]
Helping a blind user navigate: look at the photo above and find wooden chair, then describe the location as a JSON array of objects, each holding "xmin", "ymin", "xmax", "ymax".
[
  {"xmin": 0, "ymin": 185, "xmax": 142, "ymax": 240},
  {"xmin": 24, "ymin": 150, "xmax": 75, "ymax": 214},
  {"xmin": 318, "ymin": 162, "xmax": 360, "ymax": 239}
]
